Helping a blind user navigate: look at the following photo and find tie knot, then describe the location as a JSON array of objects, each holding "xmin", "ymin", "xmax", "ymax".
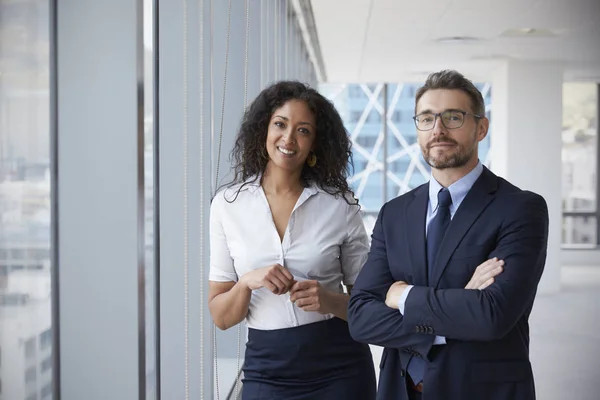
[{"xmin": 438, "ymin": 188, "xmax": 452, "ymax": 208}]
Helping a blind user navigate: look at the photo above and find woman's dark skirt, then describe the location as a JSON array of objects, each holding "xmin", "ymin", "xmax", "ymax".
[{"xmin": 241, "ymin": 317, "xmax": 376, "ymax": 400}]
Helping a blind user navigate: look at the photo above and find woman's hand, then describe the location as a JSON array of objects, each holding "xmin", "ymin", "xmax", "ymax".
[
  {"xmin": 240, "ymin": 264, "xmax": 295, "ymax": 295},
  {"xmin": 289, "ymin": 280, "xmax": 331, "ymax": 314}
]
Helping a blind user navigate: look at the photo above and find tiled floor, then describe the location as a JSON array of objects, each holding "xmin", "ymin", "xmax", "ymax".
[{"xmin": 370, "ymin": 266, "xmax": 600, "ymax": 399}]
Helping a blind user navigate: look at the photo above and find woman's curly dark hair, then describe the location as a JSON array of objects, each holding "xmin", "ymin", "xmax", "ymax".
[{"xmin": 224, "ymin": 80, "xmax": 358, "ymax": 205}]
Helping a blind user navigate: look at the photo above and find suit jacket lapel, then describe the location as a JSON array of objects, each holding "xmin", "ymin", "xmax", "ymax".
[
  {"xmin": 431, "ymin": 167, "xmax": 498, "ymax": 288},
  {"xmin": 406, "ymin": 184, "xmax": 429, "ymax": 286}
]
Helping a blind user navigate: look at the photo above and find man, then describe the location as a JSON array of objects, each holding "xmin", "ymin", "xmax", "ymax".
[{"xmin": 347, "ymin": 70, "xmax": 549, "ymax": 400}]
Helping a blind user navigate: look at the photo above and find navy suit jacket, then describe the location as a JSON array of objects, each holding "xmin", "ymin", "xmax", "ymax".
[{"xmin": 348, "ymin": 167, "xmax": 549, "ymax": 400}]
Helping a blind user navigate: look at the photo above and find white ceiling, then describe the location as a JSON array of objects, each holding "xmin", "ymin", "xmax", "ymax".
[{"xmin": 311, "ymin": 0, "xmax": 600, "ymax": 83}]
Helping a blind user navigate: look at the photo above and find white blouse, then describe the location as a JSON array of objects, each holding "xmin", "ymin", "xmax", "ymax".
[{"xmin": 209, "ymin": 179, "xmax": 370, "ymax": 330}]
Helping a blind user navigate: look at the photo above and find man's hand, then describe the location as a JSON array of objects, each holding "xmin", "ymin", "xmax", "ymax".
[
  {"xmin": 465, "ymin": 257, "xmax": 504, "ymax": 290},
  {"xmin": 385, "ymin": 281, "xmax": 410, "ymax": 309}
]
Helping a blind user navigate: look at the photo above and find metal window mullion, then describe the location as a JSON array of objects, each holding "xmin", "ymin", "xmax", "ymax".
[
  {"xmin": 382, "ymin": 83, "xmax": 388, "ymax": 203},
  {"xmin": 152, "ymin": 0, "xmax": 161, "ymax": 396},
  {"xmin": 49, "ymin": 0, "xmax": 61, "ymax": 398},
  {"xmin": 596, "ymin": 83, "xmax": 600, "ymax": 245}
]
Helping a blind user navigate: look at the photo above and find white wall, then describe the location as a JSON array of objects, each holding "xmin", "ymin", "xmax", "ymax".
[{"xmin": 561, "ymin": 248, "xmax": 600, "ymax": 266}]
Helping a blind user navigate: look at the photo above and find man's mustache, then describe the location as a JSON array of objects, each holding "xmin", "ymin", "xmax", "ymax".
[{"xmin": 427, "ymin": 138, "xmax": 457, "ymax": 148}]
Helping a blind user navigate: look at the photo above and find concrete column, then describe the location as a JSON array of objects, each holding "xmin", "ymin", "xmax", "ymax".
[{"xmin": 490, "ymin": 60, "xmax": 564, "ymax": 294}]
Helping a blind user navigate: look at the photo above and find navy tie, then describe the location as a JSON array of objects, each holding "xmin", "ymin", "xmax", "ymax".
[
  {"xmin": 407, "ymin": 188, "xmax": 452, "ymax": 385},
  {"xmin": 427, "ymin": 188, "xmax": 453, "ymax": 280}
]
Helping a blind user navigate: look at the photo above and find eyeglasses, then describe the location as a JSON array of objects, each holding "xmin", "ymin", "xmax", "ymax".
[{"xmin": 412, "ymin": 110, "xmax": 482, "ymax": 131}]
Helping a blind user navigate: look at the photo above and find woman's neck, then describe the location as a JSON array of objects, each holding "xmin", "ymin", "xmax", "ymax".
[{"xmin": 261, "ymin": 162, "xmax": 304, "ymax": 195}]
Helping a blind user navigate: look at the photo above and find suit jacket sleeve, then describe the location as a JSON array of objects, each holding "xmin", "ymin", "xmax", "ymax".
[
  {"xmin": 401, "ymin": 192, "xmax": 549, "ymax": 341},
  {"xmin": 348, "ymin": 202, "xmax": 435, "ymax": 353}
]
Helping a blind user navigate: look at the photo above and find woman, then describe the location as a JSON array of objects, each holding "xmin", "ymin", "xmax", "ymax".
[{"xmin": 208, "ymin": 81, "xmax": 376, "ymax": 400}]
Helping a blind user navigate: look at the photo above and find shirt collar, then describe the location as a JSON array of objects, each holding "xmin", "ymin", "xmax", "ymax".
[
  {"xmin": 429, "ymin": 161, "xmax": 484, "ymax": 211},
  {"xmin": 245, "ymin": 175, "xmax": 320, "ymax": 196}
]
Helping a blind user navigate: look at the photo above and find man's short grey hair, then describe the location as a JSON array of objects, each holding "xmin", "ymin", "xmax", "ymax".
[{"xmin": 415, "ymin": 70, "xmax": 486, "ymax": 117}]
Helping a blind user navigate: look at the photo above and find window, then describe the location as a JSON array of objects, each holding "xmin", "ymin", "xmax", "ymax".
[
  {"xmin": 41, "ymin": 355, "xmax": 52, "ymax": 373},
  {"xmin": 25, "ymin": 366, "xmax": 37, "ymax": 384},
  {"xmin": 349, "ymin": 85, "xmax": 363, "ymax": 98},
  {"xmin": 391, "ymin": 110, "xmax": 403, "ymax": 123},
  {"xmin": 41, "ymin": 383, "xmax": 52, "ymax": 398},
  {"xmin": 350, "ymin": 111, "xmax": 362, "ymax": 123},
  {"xmin": 321, "ymin": 82, "xmax": 492, "ymax": 212},
  {"xmin": 562, "ymin": 83, "xmax": 599, "ymax": 246},
  {"xmin": 25, "ymin": 337, "xmax": 37, "ymax": 359},
  {"xmin": 10, "ymin": 249, "xmax": 26, "ymax": 260},
  {"xmin": 356, "ymin": 135, "xmax": 378, "ymax": 148},
  {"xmin": 367, "ymin": 110, "xmax": 381, "ymax": 124},
  {"xmin": 0, "ymin": 1, "xmax": 53, "ymax": 398},
  {"xmin": 40, "ymin": 328, "xmax": 52, "ymax": 351}
]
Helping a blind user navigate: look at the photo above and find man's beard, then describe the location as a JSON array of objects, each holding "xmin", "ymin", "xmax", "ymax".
[{"xmin": 421, "ymin": 135, "xmax": 477, "ymax": 170}]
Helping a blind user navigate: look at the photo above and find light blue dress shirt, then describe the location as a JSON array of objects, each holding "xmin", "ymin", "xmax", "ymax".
[{"xmin": 398, "ymin": 161, "xmax": 484, "ymax": 345}]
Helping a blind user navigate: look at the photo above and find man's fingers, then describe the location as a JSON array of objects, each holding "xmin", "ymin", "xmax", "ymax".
[
  {"xmin": 465, "ymin": 259, "xmax": 504, "ymax": 289},
  {"xmin": 475, "ymin": 258, "xmax": 496, "ymax": 270},
  {"xmin": 478, "ymin": 277, "xmax": 495, "ymax": 290},
  {"xmin": 477, "ymin": 258, "xmax": 501, "ymax": 273},
  {"xmin": 487, "ymin": 265, "xmax": 504, "ymax": 279},
  {"xmin": 475, "ymin": 264, "xmax": 503, "ymax": 283},
  {"xmin": 474, "ymin": 259, "xmax": 504, "ymax": 278}
]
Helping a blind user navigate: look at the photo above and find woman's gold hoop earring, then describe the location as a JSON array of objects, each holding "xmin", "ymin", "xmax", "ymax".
[{"xmin": 307, "ymin": 152, "xmax": 317, "ymax": 167}]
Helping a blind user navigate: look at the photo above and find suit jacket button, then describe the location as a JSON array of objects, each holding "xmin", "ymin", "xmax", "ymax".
[
  {"xmin": 427, "ymin": 327, "xmax": 434, "ymax": 334},
  {"xmin": 414, "ymin": 326, "xmax": 420, "ymax": 333},
  {"xmin": 400, "ymin": 370, "xmax": 405, "ymax": 377}
]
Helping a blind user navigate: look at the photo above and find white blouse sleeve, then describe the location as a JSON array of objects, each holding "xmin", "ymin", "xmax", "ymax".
[
  {"xmin": 340, "ymin": 202, "xmax": 370, "ymax": 285},
  {"xmin": 209, "ymin": 192, "xmax": 239, "ymax": 282}
]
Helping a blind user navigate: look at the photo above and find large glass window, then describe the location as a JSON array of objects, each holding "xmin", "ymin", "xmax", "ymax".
[
  {"xmin": 562, "ymin": 83, "xmax": 598, "ymax": 246},
  {"xmin": 0, "ymin": 1, "xmax": 53, "ymax": 400}
]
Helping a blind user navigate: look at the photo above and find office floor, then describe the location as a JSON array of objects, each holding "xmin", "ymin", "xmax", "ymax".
[{"xmin": 370, "ymin": 265, "xmax": 600, "ymax": 399}]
